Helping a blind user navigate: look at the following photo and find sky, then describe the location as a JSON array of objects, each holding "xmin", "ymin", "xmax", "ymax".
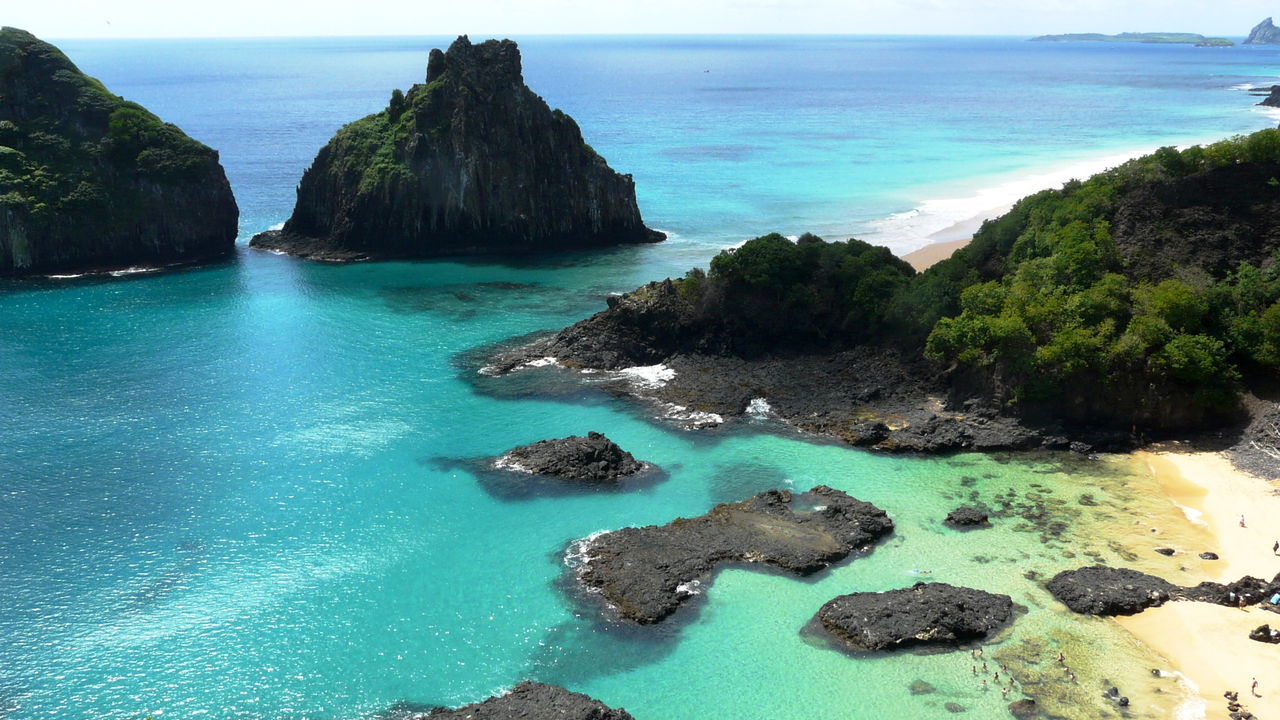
[{"xmin": 7, "ymin": 0, "xmax": 1280, "ymax": 39}]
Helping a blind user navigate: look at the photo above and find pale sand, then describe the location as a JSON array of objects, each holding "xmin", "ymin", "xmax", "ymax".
[
  {"xmin": 1118, "ymin": 450, "xmax": 1280, "ymax": 718},
  {"xmin": 901, "ymin": 238, "xmax": 970, "ymax": 272}
]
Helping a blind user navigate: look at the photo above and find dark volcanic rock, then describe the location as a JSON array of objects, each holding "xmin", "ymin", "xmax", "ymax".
[
  {"xmin": 496, "ymin": 432, "xmax": 648, "ymax": 482},
  {"xmin": 1200, "ymin": 552, "xmax": 1220, "ymax": 560},
  {"xmin": 0, "ymin": 27, "xmax": 238, "ymax": 276},
  {"xmin": 944, "ymin": 506, "xmax": 991, "ymax": 528},
  {"xmin": 1154, "ymin": 547, "xmax": 1176, "ymax": 556},
  {"xmin": 814, "ymin": 582, "xmax": 1014, "ymax": 652},
  {"xmin": 1049, "ymin": 566, "xmax": 1280, "ymax": 616},
  {"xmin": 1250, "ymin": 624, "xmax": 1280, "ymax": 643},
  {"xmin": 1246, "ymin": 17, "xmax": 1280, "ymax": 44},
  {"xmin": 1008, "ymin": 699, "xmax": 1040, "ymax": 719},
  {"xmin": 394, "ymin": 682, "xmax": 635, "ymax": 720},
  {"xmin": 1254, "ymin": 85, "xmax": 1280, "ymax": 108},
  {"xmin": 572, "ymin": 486, "xmax": 894, "ymax": 624},
  {"xmin": 251, "ymin": 35, "xmax": 662, "ymax": 261},
  {"xmin": 1046, "ymin": 566, "xmax": 1178, "ymax": 616}
]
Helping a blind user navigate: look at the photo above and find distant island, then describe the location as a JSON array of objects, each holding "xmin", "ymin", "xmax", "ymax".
[
  {"xmin": 1030, "ymin": 32, "xmax": 1234, "ymax": 47},
  {"xmin": 1245, "ymin": 17, "xmax": 1280, "ymax": 44}
]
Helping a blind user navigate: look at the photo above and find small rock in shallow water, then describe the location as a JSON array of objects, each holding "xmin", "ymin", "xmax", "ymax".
[
  {"xmin": 1200, "ymin": 551, "xmax": 1220, "ymax": 560},
  {"xmin": 1008, "ymin": 698, "xmax": 1039, "ymax": 718},
  {"xmin": 945, "ymin": 702, "xmax": 966, "ymax": 713},
  {"xmin": 944, "ymin": 506, "xmax": 991, "ymax": 528},
  {"xmin": 1154, "ymin": 547, "xmax": 1176, "ymax": 556},
  {"xmin": 496, "ymin": 432, "xmax": 648, "ymax": 482},
  {"xmin": 398, "ymin": 681, "xmax": 636, "ymax": 719},
  {"xmin": 908, "ymin": 680, "xmax": 936, "ymax": 695}
]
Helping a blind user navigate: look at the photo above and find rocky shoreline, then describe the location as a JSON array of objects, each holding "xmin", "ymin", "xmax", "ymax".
[
  {"xmin": 569, "ymin": 486, "xmax": 893, "ymax": 624},
  {"xmin": 1047, "ymin": 565, "xmax": 1280, "ymax": 617}
]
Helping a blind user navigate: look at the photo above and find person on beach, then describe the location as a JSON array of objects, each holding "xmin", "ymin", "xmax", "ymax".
[
  {"xmin": 1240, "ymin": 514, "xmax": 1247, "ymax": 528},
  {"xmin": 1273, "ymin": 540, "xmax": 1278, "ymax": 555},
  {"xmin": 1253, "ymin": 678, "xmax": 1260, "ymax": 697}
]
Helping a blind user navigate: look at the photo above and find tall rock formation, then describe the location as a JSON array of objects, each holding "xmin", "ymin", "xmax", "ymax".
[
  {"xmin": 250, "ymin": 36, "xmax": 664, "ymax": 261},
  {"xmin": 0, "ymin": 27, "xmax": 238, "ymax": 276},
  {"xmin": 1245, "ymin": 17, "xmax": 1280, "ymax": 44}
]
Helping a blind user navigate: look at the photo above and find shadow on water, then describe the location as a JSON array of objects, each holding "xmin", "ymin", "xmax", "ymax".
[
  {"xmin": 705, "ymin": 461, "xmax": 791, "ymax": 505},
  {"xmin": 425, "ymin": 456, "xmax": 672, "ymax": 502},
  {"xmin": 378, "ymin": 281, "xmax": 599, "ymax": 320}
]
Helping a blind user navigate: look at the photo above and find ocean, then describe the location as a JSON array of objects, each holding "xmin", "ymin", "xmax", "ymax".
[{"xmin": 1, "ymin": 35, "xmax": 1277, "ymax": 719}]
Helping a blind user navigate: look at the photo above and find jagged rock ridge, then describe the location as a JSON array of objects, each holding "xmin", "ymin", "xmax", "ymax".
[
  {"xmin": 1246, "ymin": 17, "xmax": 1280, "ymax": 44},
  {"xmin": 251, "ymin": 35, "xmax": 664, "ymax": 260},
  {"xmin": 0, "ymin": 27, "xmax": 238, "ymax": 276}
]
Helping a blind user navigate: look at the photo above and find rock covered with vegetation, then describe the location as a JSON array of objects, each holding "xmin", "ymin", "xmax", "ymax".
[
  {"xmin": 391, "ymin": 682, "xmax": 636, "ymax": 720},
  {"xmin": 0, "ymin": 27, "xmax": 237, "ymax": 276},
  {"xmin": 498, "ymin": 128, "xmax": 1280, "ymax": 444},
  {"xmin": 571, "ymin": 486, "xmax": 893, "ymax": 624},
  {"xmin": 1031, "ymin": 32, "xmax": 1232, "ymax": 47},
  {"xmin": 1246, "ymin": 17, "xmax": 1280, "ymax": 44},
  {"xmin": 251, "ymin": 35, "xmax": 663, "ymax": 260},
  {"xmin": 814, "ymin": 582, "xmax": 1014, "ymax": 651}
]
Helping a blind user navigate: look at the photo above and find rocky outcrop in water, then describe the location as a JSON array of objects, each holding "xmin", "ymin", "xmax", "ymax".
[
  {"xmin": 388, "ymin": 682, "xmax": 636, "ymax": 720},
  {"xmin": 814, "ymin": 582, "xmax": 1014, "ymax": 651},
  {"xmin": 572, "ymin": 486, "xmax": 894, "ymax": 624},
  {"xmin": 496, "ymin": 432, "xmax": 648, "ymax": 482},
  {"xmin": 251, "ymin": 36, "xmax": 663, "ymax": 261},
  {"xmin": 1246, "ymin": 17, "xmax": 1280, "ymax": 44},
  {"xmin": 944, "ymin": 506, "xmax": 991, "ymax": 528},
  {"xmin": 0, "ymin": 27, "xmax": 238, "ymax": 276},
  {"xmin": 1047, "ymin": 565, "xmax": 1280, "ymax": 616}
]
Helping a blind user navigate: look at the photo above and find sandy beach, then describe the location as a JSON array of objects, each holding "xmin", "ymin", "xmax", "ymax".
[{"xmin": 1119, "ymin": 450, "xmax": 1280, "ymax": 719}]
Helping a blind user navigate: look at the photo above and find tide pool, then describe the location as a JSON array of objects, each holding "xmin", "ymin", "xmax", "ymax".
[{"xmin": 0, "ymin": 35, "xmax": 1272, "ymax": 719}]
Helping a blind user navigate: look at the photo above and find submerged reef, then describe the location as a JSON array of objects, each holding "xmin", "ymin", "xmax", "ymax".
[
  {"xmin": 251, "ymin": 35, "xmax": 663, "ymax": 261},
  {"xmin": 0, "ymin": 27, "xmax": 238, "ymax": 276}
]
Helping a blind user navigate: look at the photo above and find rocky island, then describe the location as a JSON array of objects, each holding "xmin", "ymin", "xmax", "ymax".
[
  {"xmin": 0, "ymin": 27, "xmax": 238, "ymax": 276},
  {"xmin": 1246, "ymin": 17, "xmax": 1280, "ymax": 44},
  {"xmin": 570, "ymin": 486, "xmax": 893, "ymax": 624},
  {"xmin": 251, "ymin": 36, "xmax": 663, "ymax": 261},
  {"xmin": 813, "ymin": 583, "xmax": 1014, "ymax": 652},
  {"xmin": 494, "ymin": 432, "xmax": 650, "ymax": 483},
  {"xmin": 388, "ymin": 682, "xmax": 636, "ymax": 720},
  {"xmin": 489, "ymin": 132, "xmax": 1280, "ymax": 461},
  {"xmin": 1030, "ymin": 32, "xmax": 1233, "ymax": 47}
]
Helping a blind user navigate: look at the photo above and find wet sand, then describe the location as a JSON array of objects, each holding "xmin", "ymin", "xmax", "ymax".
[{"xmin": 1119, "ymin": 449, "xmax": 1280, "ymax": 719}]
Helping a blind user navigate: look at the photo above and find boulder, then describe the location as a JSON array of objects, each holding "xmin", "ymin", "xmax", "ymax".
[
  {"xmin": 496, "ymin": 432, "xmax": 648, "ymax": 483},
  {"xmin": 1045, "ymin": 566, "xmax": 1178, "ymax": 616},
  {"xmin": 573, "ymin": 486, "xmax": 893, "ymax": 624},
  {"xmin": 814, "ymin": 582, "xmax": 1014, "ymax": 652},
  {"xmin": 251, "ymin": 36, "xmax": 662, "ymax": 261},
  {"xmin": 1249, "ymin": 624, "xmax": 1280, "ymax": 644},
  {"xmin": 944, "ymin": 506, "xmax": 991, "ymax": 528},
  {"xmin": 1008, "ymin": 699, "xmax": 1040, "ymax": 718},
  {"xmin": 392, "ymin": 682, "xmax": 635, "ymax": 720},
  {"xmin": 0, "ymin": 27, "xmax": 238, "ymax": 276}
]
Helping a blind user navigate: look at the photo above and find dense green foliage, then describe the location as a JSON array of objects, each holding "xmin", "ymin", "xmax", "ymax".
[
  {"xmin": 668, "ymin": 129, "xmax": 1280, "ymax": 424},
  {"xmin": 0, "ymin": 27, "xmax": 216, "ymax": 220},
  {"xmin": 914, "ymin": 131, "xmax": 1280, "ymax": 417},
  {"xmin": 674, "ymin": 232, "xmax": 915, "ymax": 351}
]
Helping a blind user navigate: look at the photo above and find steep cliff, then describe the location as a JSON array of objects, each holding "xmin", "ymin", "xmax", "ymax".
[
  {"xmin": 0, "ymin": 27, "xmax": 238, "ymax": 276},
  {"xmin": 1245, "ymin": 17, "xmax": 1280, "ymax": 44},
  {"xmin": 251, "ymin": 36, "xmax": 663, "ymax": 260}
]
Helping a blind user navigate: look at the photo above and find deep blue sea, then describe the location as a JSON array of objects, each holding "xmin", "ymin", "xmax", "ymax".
[{"xmin": 2, "ymin": 36, "xmax": 1279, "ymax": 719}]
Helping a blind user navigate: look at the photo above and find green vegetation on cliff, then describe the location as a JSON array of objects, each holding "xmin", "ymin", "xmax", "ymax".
[
  {"xmin": 0, "ymin": 26, "xmax": 237, "ymax": 275},
  {"xmin": 649, "ymin": 129, "xmax": 1280, "ymax": 429}
]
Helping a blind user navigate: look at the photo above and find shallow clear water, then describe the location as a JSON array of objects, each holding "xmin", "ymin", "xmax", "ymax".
[{"xmin": 0, "ymin": 35, "xmax": 1272, "ymax": 719}]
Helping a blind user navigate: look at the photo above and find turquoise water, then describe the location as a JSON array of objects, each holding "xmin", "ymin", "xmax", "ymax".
[{"xmin": 1, "ymin": 36, "xmax": 1275, "ymax": 719}]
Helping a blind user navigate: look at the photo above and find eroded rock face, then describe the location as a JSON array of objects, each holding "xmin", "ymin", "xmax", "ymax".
[
  {"xmin": 1046, "ymin": 567, "xmax": 1178, "ymax": 616},
  {"xmin": 496, "ymin": 432, "xmax": 648, "ymax": 482},
  {"xmin": 390, "ymin": 682, "xmax": 635, "ymax": 720},
  {"xmin": 1246, "ymin": 17, "xmax": 1280, "ymax": 44},
  {"xmin": 0, "ymin": 27, "xmax": 238, "ymax": 276},
  {"xmin": 814, "ymin": 582, "xmax": 1014, "ymax": 652},
  {"xmin": 251, "ymin": 35, "xmax": 663, "ymax": 261},
  {"xmin": 944, "ymin": 506, "xmax": 991, "ymax": 528},
  {"xmin": 572, "ymin": 486, "xmax": 894, "ymax": 624}
]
